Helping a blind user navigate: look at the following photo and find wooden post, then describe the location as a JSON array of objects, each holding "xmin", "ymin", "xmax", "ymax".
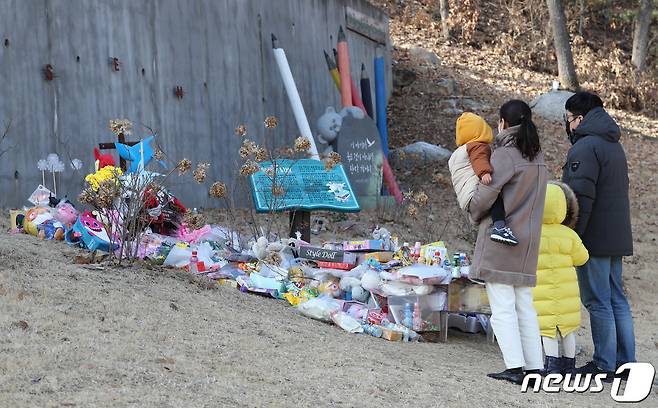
[
  {"xmin": 289, "ymin": 210, "xmax": 311, "ymax": 242},
  {"xmin": 98, "ymin": 133, "xmax": 138, "ymax": 172}
]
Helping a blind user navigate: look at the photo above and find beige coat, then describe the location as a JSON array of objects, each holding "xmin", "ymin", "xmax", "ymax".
[
  {"xmin": 448, "ymin": 145, "xmax": 479, "ymax": 210},
  {"xmin": 468, "ymin": 126, "xmax": 548, "ymax": 287}
]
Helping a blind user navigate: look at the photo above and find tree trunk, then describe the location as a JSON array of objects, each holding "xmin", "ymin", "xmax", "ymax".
[
  {"xmin": 438, "ymin": 0, "xmax": 450, "ymax": 41},
  {"xmin": 546, "ymin": 0, "xmax": 580, "ymax": 90},
  {"xmin": 577, "ymin": 0, "xmax": 585, "ymax": 37},
  {"xmin": 631, "ymin": 0, "xmax": 653, "ymax": 72}
]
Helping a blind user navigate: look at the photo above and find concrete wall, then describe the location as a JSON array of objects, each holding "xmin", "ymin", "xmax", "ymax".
[{"xmin": 0, "ymin": 0, "xmax": 391, "ymax": 208}]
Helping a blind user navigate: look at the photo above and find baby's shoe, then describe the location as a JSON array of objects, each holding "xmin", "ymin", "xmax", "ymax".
[{"xmin": 491, "ymin": 227, "xmax": 519, "ymax": 246}]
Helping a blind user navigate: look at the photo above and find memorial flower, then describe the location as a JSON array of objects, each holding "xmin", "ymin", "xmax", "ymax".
[
  {"xmin": 294, "ymin": 137, "xmax": 311, "ymax": 153},
  {"xmin": 240, "ymin": 160, "xmax": 260, "ymax": 177},
  {"xmin": 272, "ymin": 184, "xmax": 286, "ymax": 196},
  {"xmin": 255, "ymin": 146, "xmax": 268, "ymax": 162},
  {"xmin": 413, "ymin": 191, "xmax": 429, "ymax": 207},
  {"xmin": 264, "ymin": 116, "xmax": 278, "ymax": 129},
  {"xmin": 324, "ymin": 151, "xmax": 341, "ymax": 171},
  {"xmin": 84, "ymin": 165, "xmax": 123, "ymax": 191},
  {"xmin": 183, "ymin": 211, "xmax": 204, "ymax": 230},
  {"xmin": 153, "ymin": 149, "xmax": 164, "ymax": 161},
  {"xmin": 109, "ymin": 119, "xmax": 132, "ymax": 136},
  {"xmin": 407, "ymin": 203, "xmax": 418, "ymax": 217},
  {"xmin": 234, "ymin": 124, "xmax": 247, "ymax": 137},
  {"xmin": 177, "ymin": 158, "xmax": 192, "ymax": 175},
  {"xmin": 193, "ymin": 163, "xmax": 210, "ymax": 183},
  {"xmin": 209, "ymin": 182, "xmax": 227, "ymax": 198}
]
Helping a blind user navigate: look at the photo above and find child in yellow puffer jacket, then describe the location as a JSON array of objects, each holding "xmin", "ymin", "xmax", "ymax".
[{"xmin": 533, "ymin": 181, "xmax": 589, "ymax": 375}]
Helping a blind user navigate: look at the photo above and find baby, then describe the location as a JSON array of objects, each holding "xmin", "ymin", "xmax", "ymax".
[{"xmin": 448, "ymin": 112, "xmax": 518, "ymax": 246}]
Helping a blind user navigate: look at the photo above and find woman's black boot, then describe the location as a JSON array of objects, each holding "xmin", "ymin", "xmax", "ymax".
[{"xmin": 487, "ymin": 367, "xmax": 525, "ymax": 384}]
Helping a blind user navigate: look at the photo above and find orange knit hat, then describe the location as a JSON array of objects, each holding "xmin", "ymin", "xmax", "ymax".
[{"xmin": 455, "ymin": 112, "xmax": 493, "ymax": 147}]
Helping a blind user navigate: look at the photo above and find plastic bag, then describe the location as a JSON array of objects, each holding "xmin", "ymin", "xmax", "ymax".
[
  {"xmin": 330, "ymin": 311, "xmax": 364, "ymax": 334},
  {"xmin": 297, "ymin": 295, "xmax": 341, "ymax": 322},
  {"xmin": 28, "ymin": 185, "xmax": 53, "ymax": 207}
]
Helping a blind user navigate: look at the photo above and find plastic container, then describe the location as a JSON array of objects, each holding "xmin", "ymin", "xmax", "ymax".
[{"xmin": 387, "ymin": 291, "xmax": 447, "ymax": 332}]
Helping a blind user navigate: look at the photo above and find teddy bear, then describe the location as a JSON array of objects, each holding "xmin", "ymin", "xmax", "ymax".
[{"xmin": 316, "ymin": 106, "xmax": 365, "ymax": 154}]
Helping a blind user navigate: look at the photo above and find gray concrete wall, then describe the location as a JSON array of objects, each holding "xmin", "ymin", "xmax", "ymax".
[{"xmin": 0, "ymin": 0, "xmax": 391, "ymax": 208}]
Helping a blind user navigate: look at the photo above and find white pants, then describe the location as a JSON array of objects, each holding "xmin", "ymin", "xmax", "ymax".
[
  {"xmin": 486, "ymin": 282, "xmax": 544, "ymax": 370},
  {"xmin": 542, "ymin": 332, "xmax": 576, "ymax": 358}
]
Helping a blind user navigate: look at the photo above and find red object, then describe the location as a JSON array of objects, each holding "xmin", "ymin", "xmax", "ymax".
[
  {"xmin": 316, "ymin": 261, "xmax": 355, "ymax": 270},
  {"xmin": 382, "ymin": 157, "xmax": 403, "ymax": 204},
  {"xmin": 349, "ymin": 79, "xmax": 367, "ymax": 115},
  {"xmin": 94, "ymin": 147, "xmax": 116, "ymax": 169}
]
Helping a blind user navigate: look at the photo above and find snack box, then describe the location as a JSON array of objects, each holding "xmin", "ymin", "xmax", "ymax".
[
  {"xmin": 375, "ymin": 325, "xmax": 403, "ymax": 342},
  {"xmin": 298, "ymin": 246, "xmax": 357, "ymax": 264},
  {"xmin": 362, "ymin": 251, "xmax": 394, "ymax": 263},
  {"xmin": 316, "ymin": 261, "xmax": 355, "ymax": 270},
  {"xmin": 342, "ymin": 240, "xmax": 383, "ymax": 252}
]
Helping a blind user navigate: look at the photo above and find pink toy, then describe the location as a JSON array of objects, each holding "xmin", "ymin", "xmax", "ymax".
[{"xmin": 53, "ymin": 201, "xmax": 78, "ymax": 227}]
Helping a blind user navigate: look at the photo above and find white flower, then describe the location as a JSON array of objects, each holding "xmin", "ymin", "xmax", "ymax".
[
  {"xmin": 37, "ymin": 160, "xmax": 48, "ymax": 171},
  {"xmin": 70, "ymin": 158, "xmax": 83, "ymax": 170}
]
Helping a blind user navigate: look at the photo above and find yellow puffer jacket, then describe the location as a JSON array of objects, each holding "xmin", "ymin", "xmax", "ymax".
[{"xmin": 533, "ymin": 182, "xmax": 589, "ymax": 338}]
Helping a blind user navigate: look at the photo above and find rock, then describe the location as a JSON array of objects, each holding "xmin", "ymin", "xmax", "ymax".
[
  {"xmin": 412, "ymin": 78, "xmax": 457, "ymax": 96},
  {"xmin": 530, "ymin": 91, "xmax": 575, "ymax": 122},
  {"xmin": 393, "ymin": 66, "xmax": 417, "ymax": 88},
  {"xmin": 408, "ymin": 47, "xmax": 441, "ymax": 66},
  {"xmin": 461, "ymin": 98, "xmax": 490, "ymax": 112},
  {"xmin": 438, "ymin": 98, "xmax": 488, "ymax": 113},
  {"xmin": 390, "ymin": 142, "xmax": 452, "ymax": 167}
]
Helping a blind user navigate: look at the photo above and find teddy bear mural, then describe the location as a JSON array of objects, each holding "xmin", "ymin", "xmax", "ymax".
[{"xmin": 315, "ymin": 106, "xmax": 365, "ymax": 155}]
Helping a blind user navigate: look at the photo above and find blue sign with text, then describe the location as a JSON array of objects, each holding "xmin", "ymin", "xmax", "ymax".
[{"xmin": 248, "ymin": 159, "xmax": 360, "ymax": 213}]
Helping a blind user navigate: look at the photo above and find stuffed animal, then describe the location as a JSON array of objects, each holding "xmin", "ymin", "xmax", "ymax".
[
  {"xmin": 361, "ymin": 269, "xmax": 381, "ymax": 292},
  {"xmin": 318, "ymin": 278, "xmax": 342, "ymax": 298},
  {"xmin": 65, "ymin": 211, "xmax": 118, "ymax": 252},
  {"xmin": 316, "ymin": 106, "xmax": 365, "ymax": 154},
  {"xmin": 23, "ymin": 207, "xmax": 53, "ymax": 236},
  {"xmin": 94, "ymin": 147, "xmax": 116, "ymax": 171},
  {"xmin": 340, "ymin": 276, "xmax": 369, "ymax": 303},
  {"xmin": 52, "ymin": 200, "xmax": 78, "ymax": 227}
]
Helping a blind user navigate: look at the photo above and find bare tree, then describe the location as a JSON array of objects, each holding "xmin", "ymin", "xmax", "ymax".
[
  {"xmin": 547, "ymin": 0, "xmax": 580, "ymax": 90},
  {"xmin": 632, "ymin": 0, "xmax": 653, "ymax": 72},
  {"xmin": 437, "ymin": 0, "xmax": 450, "ymax": 41}
]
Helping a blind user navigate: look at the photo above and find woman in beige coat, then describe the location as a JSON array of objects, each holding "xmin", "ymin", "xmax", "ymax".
[{"xmin": 468, "ymin": 100, "xmax": 548, "ymax": 384}]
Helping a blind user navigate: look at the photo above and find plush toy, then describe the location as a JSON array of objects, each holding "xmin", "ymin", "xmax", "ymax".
[
  {"xmin": 37, "ymin": 220, "xmax": 65, "ymax": 240},
  {"xmin": 94, "ymin": 147, "xmax": 116, "ymax": 171},
  {"xmin": 250, "ymin": 236, "xmax": 269, "ymax": 260},
  {"xmin": 23, "ymin": 207, "xmax": 53, "ymax": 236},
  {"xmin": 361, "ymin": 269, "xmax": 381, "ymax": 292},
  {"xmin": 316, "ymin": 106, "xmax": 365, "ymax": 154},
  {"xmin": 65, "ymin": 211, "xmax": 118, "ymax": 252},
  {"xmin": 318, "ymin": 278, "xmax": 342, "ymax": 298},
  {"xmin": 52, "ymin": 200, "xmax": 78, "ymax": 227},
  {"xmin": 340, "ymin": 276, "xmax": 369, "ymax": 303}
]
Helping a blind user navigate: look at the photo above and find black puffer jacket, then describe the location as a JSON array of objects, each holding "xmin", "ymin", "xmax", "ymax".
[{"xmin": 561, "ymin": 107, "xmax": 633, "ymax": 257}]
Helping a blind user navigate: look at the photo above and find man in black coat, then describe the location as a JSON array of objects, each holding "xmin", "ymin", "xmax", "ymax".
[{"xmin": 562, "ymin": 92, "xmax": 636, "ymax": 380}]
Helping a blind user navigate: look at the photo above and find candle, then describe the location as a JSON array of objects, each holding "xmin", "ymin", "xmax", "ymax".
[{"xmin": 271, "ymin": 35, "xmax": 320, "ymax": 160}]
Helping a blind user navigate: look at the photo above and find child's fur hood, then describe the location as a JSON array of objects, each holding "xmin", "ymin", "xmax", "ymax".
[{"xmin": 548, "ymin": 180, "xmax": 579, "ymax": 229}]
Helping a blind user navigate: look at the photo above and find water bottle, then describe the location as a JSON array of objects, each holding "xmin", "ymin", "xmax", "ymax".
[
  {"xmin": 189, "ymin": 250, "xmax": 199, "ymax": 274},
  {"xmin": 403, "ymin": 302, "xmax": 413, "ymax": 328},
  {"xmin": 362, "ymin": 324, "xmax": 383, "ymax": 338},
  {"xmin": 413, "ymin": 302, "xmax": 421, "ymax": 331}
]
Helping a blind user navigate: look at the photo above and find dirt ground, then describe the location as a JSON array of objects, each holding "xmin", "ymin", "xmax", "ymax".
[{"xmin": 1, "ymin": 191, "xmax": 657, "ymax": 408}]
